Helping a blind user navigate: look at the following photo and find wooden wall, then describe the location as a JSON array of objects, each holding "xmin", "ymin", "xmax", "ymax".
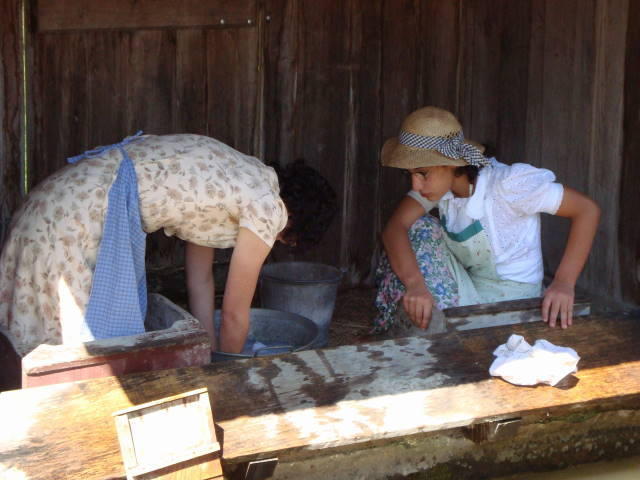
[
  {"xmin": 621, "ymin": 0, "xmax": 640, "ymax": 305},
  {"xmin": 27, "ymin": 0, "xmax": 263, "ymax": 267},
  {"xmin": 263, "ymin": 0, "xmax": 632, "ymax": 303},
  {"xmin": 0, "ymin": 0, "xmax": 638, "ymax": 304},
  {"xmin": 0, "ymin": 0, "xmax": 24, "ymax": 245}
]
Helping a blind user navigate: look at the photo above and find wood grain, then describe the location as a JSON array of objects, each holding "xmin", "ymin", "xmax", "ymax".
[
  {"xmin": 340, "ymin": 0, "xmax": 383, "ymax": 284},
  {"xmin": 206, "ymin": 26, "xmax": 260, "ymax": 155},
  {"xmin": 0, "ymin": 0, "xmax": 25, "ymax": 244},
  {"xmin": 33, "ymin": 32, "xmax": 90, "ymax": 186},
  {"xmin": 587, "ymin": 0, "xmax": 627, "ymax": 302},
  {"xmin": 620, "ymin": 0, "xmax": 640, "ymax": 304},
  {"xmin": 379, "ymin": 0, "xmax": 421, "ymax": 230},
  {"xmin": 2, "ymin": 316, "xmax": 639, "ymax": 479},
  {"xmin": 10, "ymin": 0, "xmax": 638, "ymax": 303},
  {"xmin": 36, "ymin": 0, "xmax": 257, "ymax": 32}
]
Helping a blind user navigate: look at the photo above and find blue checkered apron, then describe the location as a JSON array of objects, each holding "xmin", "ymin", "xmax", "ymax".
[{"xmin": 67, "ymin": 131, "xmax": 147, "ymax": 340}]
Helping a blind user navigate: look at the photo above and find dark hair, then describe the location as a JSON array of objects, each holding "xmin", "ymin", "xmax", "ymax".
[
  {"xmin": 454, "ymin": 164, "xmax": 480, "ymax": 184},
  {"xmin": 453, "ymin": 142, "xmax": 495, "ymax": 183},
  {"xmin": 274, "ymin": 159, "xmax": 338, "ymax": 251}
]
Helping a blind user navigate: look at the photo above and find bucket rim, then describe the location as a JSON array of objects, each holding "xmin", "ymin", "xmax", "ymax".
[
  {"xmin": 211, "ymin": 308, "xmax": 320, "ymax": 361},
  {"xmin": 259, "ymin": 261, "xmax": 343, "ymax": 285}
]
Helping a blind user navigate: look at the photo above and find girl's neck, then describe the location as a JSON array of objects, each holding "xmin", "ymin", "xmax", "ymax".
[{"xmin": 451, "ymin": 175, "xmax": 473, "ymax": 198}]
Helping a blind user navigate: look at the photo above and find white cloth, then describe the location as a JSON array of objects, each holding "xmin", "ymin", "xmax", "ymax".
[
  {"xmin": 407, "ymin": 158, "xmax": 564, "ymax": 284},
  {"xmin": 489, "ymin": 334, "xmax": 580, "ymax": 386}
]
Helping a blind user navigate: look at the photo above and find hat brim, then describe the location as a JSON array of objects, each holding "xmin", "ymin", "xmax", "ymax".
[{"xmin": 380, "ymin": 137, "xmax": 485, "ymax": 169}]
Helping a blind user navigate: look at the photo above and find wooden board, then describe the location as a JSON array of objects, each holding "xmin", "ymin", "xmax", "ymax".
[
  {"xmin": 1, "ymin": 315, "xmax": 640, "ymax": 479},
  {"xmin": 337, "ymin": 0, "xmax": 383, "ymax": 285},
  {"xmin": 206, "ymin": 26, "xmax": 260, "ymax": 155},
  {"xmin": 28, "ymin": 16, "xmax": 261, "ymax": 269},
  {"xmin": 419, "ymin": 0, "xmax": 460, "ymax": 112},
  {"xmin": 620, "ymin": 0, "xmax": 640, "ymax": 304},
  {"xmin": 459, "ymin": 0, "xmax": 531, "ymax": 161},
  {"xmin": 443, "ymin": 295, "xmax": 591, "ymax": 330},
  {"xmin": 33, "ymin": 32, "xmax": 90, "ymax": 187},
  {"xmin": 0, "ymin": 0, "xmax": 25, "ymax": 244},
  {"xmin": 541, "ymin": 0, "xmax": 595, "ymax": 276},
  {"xmin": 20, "ymin": 294, "xmax": 211, "ymax": 388},
  {"xmin": 35, "ymin": 0, "xmax": 257, "ymax": 32},
  {"xmin": 378, "ymin": 0, "xmax": 421, "ymax": 230},
  {"xmin": 113, "ymin": 388, "xmax": 222, "ymax": 479},
  {"xmin": 588, "ymin": 0, "xmax": 627, "ymax": 302}
]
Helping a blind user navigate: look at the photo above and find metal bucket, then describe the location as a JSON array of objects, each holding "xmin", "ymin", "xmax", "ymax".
[
  {"xmin": 211, "ymin": 308, "xmax": 319, "ymax": 362},
  {"xmin": 258, "ymin": 262, "xmax": 342, "ymax": 348}
]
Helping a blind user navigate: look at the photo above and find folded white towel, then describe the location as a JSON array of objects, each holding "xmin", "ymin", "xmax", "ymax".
[{"xmin": 489, "ymin": 334, "xmax": 580, "ymax": 386}]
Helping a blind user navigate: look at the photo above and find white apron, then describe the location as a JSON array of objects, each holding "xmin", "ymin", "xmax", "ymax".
[{"xmin": 440, "ymin": 214, "xmax": 541, "ymax": 306}]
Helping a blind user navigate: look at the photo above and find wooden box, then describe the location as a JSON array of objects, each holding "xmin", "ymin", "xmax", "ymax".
[
  {"xmin": 113, "ymin": 388, "xmax": 223, "ymax": 480},
  {"xmin": 20, "ymin": 293, "xmax": 210, "ymax": 388}
]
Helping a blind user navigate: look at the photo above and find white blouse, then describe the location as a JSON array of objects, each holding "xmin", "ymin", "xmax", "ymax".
[{"xmin": 407, "ymin": 159, "xmax": 564, "ymax": 284}]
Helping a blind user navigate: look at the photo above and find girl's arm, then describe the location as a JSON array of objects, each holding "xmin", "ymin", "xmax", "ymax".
[
  {"xmin": 382, "ymin": 196, "xmax": 433, "ymax": 329},
  {"xmin": 185, "ymin": 242, "xmax": 216, "ymax": 351},
  {"xmin": 218, "ymin": 227, "xmax": 271, "ymax": 353},
  {"xmin": 543, "ymin": 186, "xmax": 600, "ymax": 329}
]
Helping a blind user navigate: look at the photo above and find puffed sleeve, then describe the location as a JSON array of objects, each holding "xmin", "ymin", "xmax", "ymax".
[
  {"xmin": 494, "ymin": 163, "xmax": 564, "ymax": 216},
  {"xmin": 239, "ymin": 192, "xmax": 288, "ymax": 248}
]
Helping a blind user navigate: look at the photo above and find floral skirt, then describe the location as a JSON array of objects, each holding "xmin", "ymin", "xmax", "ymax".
[{"xmin": 373, "ymin": 215, "xmax": 459, "ymax": 333}]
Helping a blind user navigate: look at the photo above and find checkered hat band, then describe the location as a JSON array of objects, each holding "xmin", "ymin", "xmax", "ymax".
[{"xmin": 398, "ymin": 130, "xmax": 490, "ymax": 167}]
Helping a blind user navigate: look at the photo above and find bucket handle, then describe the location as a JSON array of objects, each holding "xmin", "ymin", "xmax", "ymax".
[{"xmin": 253, "ymin": 345, "xmax": 295, "ymax": 357}]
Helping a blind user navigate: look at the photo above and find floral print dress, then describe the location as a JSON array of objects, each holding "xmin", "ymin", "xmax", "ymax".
[{"xmin": 0, "ymin": 134, "xmax": 288, "ymax": 355}]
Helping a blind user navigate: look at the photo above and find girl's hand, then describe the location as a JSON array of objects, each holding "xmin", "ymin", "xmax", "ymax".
[
  {"xmin": 542, "ymin": 280, "xmax": 575, "ymax": 329},
  {"xmin": 402, "ymin": 281, "xmax": 435, "ymax": 330}
]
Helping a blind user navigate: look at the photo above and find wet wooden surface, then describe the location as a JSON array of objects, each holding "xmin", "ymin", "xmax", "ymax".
[{"xmin": 1, "ymin": 315, "xmax": 639, "ymax": 479}]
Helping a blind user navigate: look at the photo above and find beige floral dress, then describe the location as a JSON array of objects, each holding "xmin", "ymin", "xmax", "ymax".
[{"xmin": 0, "ymin": 134, "xmax": 288, "ymax": 355}]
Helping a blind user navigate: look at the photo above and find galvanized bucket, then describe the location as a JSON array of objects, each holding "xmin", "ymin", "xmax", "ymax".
[
  {"xmin": 258, "ymin": 262, "xmax": 342, "ymax": 348},
  {"xmin": 210, "ymin": 308, "xmax": 319, "ymax": 362}
]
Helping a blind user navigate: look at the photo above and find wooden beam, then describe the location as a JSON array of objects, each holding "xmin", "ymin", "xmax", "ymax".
[{"xmin": 35, "ymin": 0, "xmax": 257, "ymax": 32}]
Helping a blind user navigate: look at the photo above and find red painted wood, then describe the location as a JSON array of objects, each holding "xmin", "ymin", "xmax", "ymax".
[{"xmin": 22, "ymin": 343, "xmax": 210, "ymax": 388}]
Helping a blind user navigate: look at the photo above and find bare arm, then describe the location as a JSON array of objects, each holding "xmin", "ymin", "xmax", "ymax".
[
  {"xmin": 382, "ymin": 196, "xmax": 433, "ymax": 329},
  {"xmin": 543, "ymin": 186, "xmax": 601, "ymax": 328},
  {"xmin": 185, "ymin": 242, "xmax": 216, "ymax": 350},
  {"xmin": 219, "ymin": 227, "xmax": 271, "ymax": 353}
]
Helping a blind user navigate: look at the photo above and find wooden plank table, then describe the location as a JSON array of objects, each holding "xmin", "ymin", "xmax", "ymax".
[{"xmin": 1, "ymin": 315, "xmax": 639, "ymax": 479}]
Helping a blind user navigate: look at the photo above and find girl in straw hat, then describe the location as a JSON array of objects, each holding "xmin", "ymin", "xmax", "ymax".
[{"xmin": 374, "ymin": 106, "xmax": 600, "ymax": 333}]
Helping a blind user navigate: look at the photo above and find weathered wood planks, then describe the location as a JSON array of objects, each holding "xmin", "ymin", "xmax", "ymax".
[
  {"xmin": 620, "ymin": 0, "xmax": 640, "ymax": 305},
  {"xmin": 20, "ymin": 294, "xmax": 211, "ymax": 388},
  {"xmin": 0, "ymin": 0, "xmax": 25, "ymax": 244},
  {"xmin": 1, "ymin": 315, "xmax": 639, "ymax": 479},
  {"xmin": 1, "ymin": 0, "xmax": 635, "ymax": 301}
]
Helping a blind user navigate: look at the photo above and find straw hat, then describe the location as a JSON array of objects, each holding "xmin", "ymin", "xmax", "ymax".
[{"xmin": 381, "ymin": 106, "xmax": 487, "ymax": 169}]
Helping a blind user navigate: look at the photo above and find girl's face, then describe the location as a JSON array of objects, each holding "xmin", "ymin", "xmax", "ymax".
[{"xmin": 409, "ymin": 166, "xmax": 455, "ymax": 202}]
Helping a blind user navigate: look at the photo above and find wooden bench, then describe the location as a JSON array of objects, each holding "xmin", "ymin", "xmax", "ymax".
[{"xmin": 1, "ymin": 315, "xmax": 639, "ymax": 479}]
